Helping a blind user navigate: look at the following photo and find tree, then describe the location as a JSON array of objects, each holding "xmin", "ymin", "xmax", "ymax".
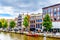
[
  {"xmin": 0, "ymin": 21, "xmax": 2, "ymax": 28},
  {"xmin": 0, "ymin": 19, "xmax": 8, "ymax": 28},
  {"xmin": 9, "ymin": 20, "xmax": 16, "ymax": 28},
  {"xmin": 26, "ymin": 14, "xmax": 30, "ymax": 22},
  {"xmin": 43, "ymin": 14, "xmax": 52, "ymax": 31},
  {"xmin": 3, "ymin": 21, "xmax": 8, "ymax": 28},
  {"xmin": 23, "ymin": 16, "xmax": 29, "ymax": 28}
]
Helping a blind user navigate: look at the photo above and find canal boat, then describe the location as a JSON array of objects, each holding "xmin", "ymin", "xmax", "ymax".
[{"xmin": 27, "ymin": 33, "xmax": 39, "ymax": 37}]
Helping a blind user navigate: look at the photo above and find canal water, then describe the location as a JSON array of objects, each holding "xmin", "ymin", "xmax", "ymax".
[{"xmin": 0, "ymin": 32, "xmax": 60, "ymax": 40}]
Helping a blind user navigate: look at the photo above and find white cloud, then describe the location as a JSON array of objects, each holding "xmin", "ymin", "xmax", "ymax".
[
  {"xmin": 0, "ymin": 6, "xmax": 19, "ymax": 19},
  {"xmin": 0, "ymin": 0, "xmax": 60, "ymax": 19}
]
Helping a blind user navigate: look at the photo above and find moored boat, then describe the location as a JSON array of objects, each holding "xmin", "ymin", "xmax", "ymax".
[{"xmin": 27, "ymin": 33, "xmax": 39, "ymax": 37}]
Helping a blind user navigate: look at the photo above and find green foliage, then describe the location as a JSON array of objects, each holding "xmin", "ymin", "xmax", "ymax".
[
  {"xmin": 3, "ymin": 21, "xmax": 8, "ymax": 28},
  {"xmin": 9, "ymin": 20, "xmax": 16, "ymax": 28},
  {"xmin": 43, "ymin": 14, "xmax": 52, "ymax": 31},
  {"xmin": 23, "ymin": 16, "xmax": 29, "ymax": 28},
  {"xmin": 0, "ymin": 19, "xmax": 8, "ymax": 28},
  {"xmin": 0, "ymin": 21, "xmax": 2, "ymax": 28}
]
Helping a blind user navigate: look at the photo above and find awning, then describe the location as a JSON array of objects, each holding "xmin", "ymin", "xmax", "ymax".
[{"xmin": 52, "ymin": 22, "xmax": 60, "ymax": 28}]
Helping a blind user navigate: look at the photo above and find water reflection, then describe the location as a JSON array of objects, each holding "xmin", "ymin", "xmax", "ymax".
[
  {"xmin": 46, "ymin": 37, "xmax": 60, "ymax": 40},
  {"xmin": 43, "ymin": 37, "xmax": 46, "ymax": 40},
  {"xmin": 0, "ymin": 32, "xmax": 59, "ymax": 40}
]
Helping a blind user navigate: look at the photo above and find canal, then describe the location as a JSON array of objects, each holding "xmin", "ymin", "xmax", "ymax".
[{"xmin": 0, "ymin": 32, "xmax": 60, "ymax": 40}]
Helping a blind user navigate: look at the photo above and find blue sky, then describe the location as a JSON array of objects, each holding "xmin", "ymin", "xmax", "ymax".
[
  {"xmin": 0, "ymin": 0, "xmax": 60, "ymax": 19},
  {"xmin": 0, "ymin": 13, "xmax": 13, "ymax": 17}
]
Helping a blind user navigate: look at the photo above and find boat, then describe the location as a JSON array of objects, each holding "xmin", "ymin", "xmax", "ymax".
[{"xmin": 27, "ymin": 33, "xmax": 39, "ymax": 37}]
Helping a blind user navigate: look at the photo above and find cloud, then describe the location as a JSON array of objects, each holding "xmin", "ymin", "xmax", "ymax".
[
  {"xmin": 0, "ymin": 0, "xmax": 42, "ymax": 12},
  {"xmin": 0, "ymin": 0, "xmax": 60, "ymax": 19},
  {"xmin": 0, "ymin": 0, "xmax": 60, "ymax": 12},
  {"xmin": 0, "ymin": 6, "xmax": 19, "ymax": 18}
]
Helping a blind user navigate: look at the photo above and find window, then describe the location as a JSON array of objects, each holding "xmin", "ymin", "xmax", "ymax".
[
  {"xmin": 54, "ymin": 12, "xmax": 57, "ymax": 16},
  {"xmin": 36, "ymin": 16, "xmax": 42, "ymax": 19},
  {"xmin": 51, "ymin": 13, "xmax": 53, "ymax": 16},
  {"xmin": 36, "ymin": 19, "xmax": 42, "ymax": 22},
  {"xmin": 18, "ymin": 23, "xmax": 21, "ymax": 26},
  {"xmin": 40, "ymin": 16, "xmax": 42, "ymax": 19},
  {"xmin": 30, "ymin": 21, "xmax": 35, "ymax": 23},
  {"xmin": 57, "ymin": 11, "xmax": 60, "ymax": 16},
  {"xmin": 57, "ymin": 7, "xmax": 59, "ymax": 11},
  {"xmin": 54, "ymin": 8, "xmax": 56, "ymax": 11},
  {"xmin": 51, "ymin": 8, "xmax": 53, "ymax": 13},
  {"xmin": 43, "ymin": 9, "xmax": 45, "ymax": 14},
  {"xmin": 30, "ymin": 16, "xmax": 35, "ymax": 20},
  {"xmin": 57, "ymin": 17, "xmax": 59, "ymax": 20},
  {"xmin": 30, "ymin": 25, "xmax": 35, "ymax": 28},
  {"xmin": 18, "ymin": 18, "xmax": 22, "ymax": 20},
  {"xmin": 54, "ymin": 8, "xmax": 57, "ymax": 16},
  {"xmin": 43, "ymin": 9, "xmax": 47, "ymax": 14},
  {"xmin": 47, "ymin": 8, "xmax": 51, "ymax": 13},
  {"xmin": 36, "ymin": 24, "xmax": 42, "ymax": 29}
]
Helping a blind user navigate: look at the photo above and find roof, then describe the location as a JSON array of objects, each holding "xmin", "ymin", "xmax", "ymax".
[{"xmin": 42, "ymin": 3, "xmax": 60, "ymax": 9}]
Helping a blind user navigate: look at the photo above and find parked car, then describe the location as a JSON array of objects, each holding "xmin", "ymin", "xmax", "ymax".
[
  {"xmin": 3, "ymin": 28, "xmax": 7, "ymax": 32},
  {"xmin": 14, "ymin": 28, "xmax": 19, "ymax": 32}
]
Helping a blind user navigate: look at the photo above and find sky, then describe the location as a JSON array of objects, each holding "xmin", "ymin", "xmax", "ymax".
[{"xmin": 0, "ymin": 0, "xmax": 60, "ymax": 19}]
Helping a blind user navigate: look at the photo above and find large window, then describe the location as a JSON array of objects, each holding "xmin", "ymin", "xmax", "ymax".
[
  {"xmin": 57, "ymin": 11, "xmax": 60, "ymax": 20},
  {"xmin": 54, "ymin": 12, "xmax": 57, "ymax": 16},
  {"xmin": 36, "ymin": 24, "xmax": 42, "ymax": 29},
  {"xmin": 36, "ymin": 19, "xmax": 42, "ymax": 22},
  {"xmin": 57, "ymin": 7, "xmax": 60, "ymax": 16},
  {"xmin": 43, "ymin": 9, "xmax": 46, "ymax": 14},
  {"xmin": 43, "ymin": 9, "xmax": 47, "ymax": 14},
  {"xmin": 30, "ymin": 21, "xmax": 35, "ymax": 23},
  {"xmin": 50, "ymin": 8, "xmax": 53, "ymax": 16},
  {"xmin": 40, "ymin": 16, "xmax": 42, "ymax": 19},
  {"xmin": 36, "ymin": 16, "xmax": 42, "ymax": 19},
  {"xmin": 53, "ymin": 8, "xmax": 57, "ymax": 16},
  {"xmin": 51, "ymin": 8, "xmax": 53, "ymax": 13},
  {"xmin": 47, "ymin": 8, "xmax": 51, "ymax": 13},
  {"xmin": 57, "ymin": 7, "xmax": 59, "ymax": 11},
  {"xmin": 30, "ymin": 16, "xmax": 35, "ymax": 20},
  {"xmin": 48, "ymin": 8, "xmax": 51, "ymax": 16},
  {"xmin": 57, "ymin": 11, "xmax": 60, "ymax": 16},
  {"xmin": 30, "ymin": 25, "xmax": 35, "ymax": 28}
]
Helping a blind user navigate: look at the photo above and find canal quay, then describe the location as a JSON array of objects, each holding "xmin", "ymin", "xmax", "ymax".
[{"xmin": 0, "ymin": 32, "xmax": 59, "ymax": 40}]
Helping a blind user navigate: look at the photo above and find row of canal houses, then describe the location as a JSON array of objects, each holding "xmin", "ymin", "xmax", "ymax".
[
  {"xmin": 17, "ymin": 3, "xmax": 60, "ymax": 32},
  {"xmin": 17, "ymin": 13, "xmax": 43, "ymax": 32}
]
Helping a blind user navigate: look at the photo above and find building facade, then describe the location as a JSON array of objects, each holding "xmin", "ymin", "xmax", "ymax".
[
  {"xmin": 17, "ymin": 13, "xmax": 43, "ymax": 32},
  {"xmin": 42, "ymin": 3, "xmax": 60, "ymax": 32},
  {"xmin": 30, "ymin": 13, "xmax": 43, "ymax": 32},
  {"xmin": 42, "ymin": 4, "xmax": 60, "ymax": 21},
  {"xmin": 17, "ymin": 14, "xmax": 27, "ymax": 29},
  {"xmin": 17, "ymin": 14, "xmax": 22, "ymax": 28}
]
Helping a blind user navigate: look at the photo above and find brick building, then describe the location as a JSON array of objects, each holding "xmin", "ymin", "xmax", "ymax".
[
  {"xmin": 30, "ymin": 13, "xmax": 43, "ymax": 32},
  {"xmin": 42, "ymin": 3, "xmax": 60, "ymax": 32}
]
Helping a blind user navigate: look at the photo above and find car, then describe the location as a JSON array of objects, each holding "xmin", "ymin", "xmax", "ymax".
[{"xmin": 14, "ymin": 28, "xmax": 19, "ymax": 32}]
